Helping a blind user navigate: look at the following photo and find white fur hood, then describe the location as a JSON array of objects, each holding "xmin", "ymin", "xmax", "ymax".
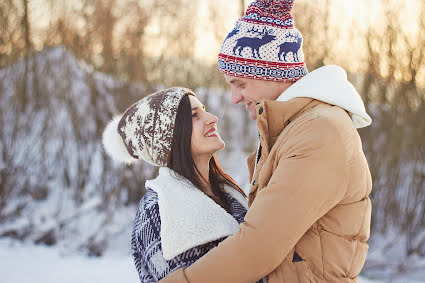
[
  {"xmin": 278, "ymin": 65, "xmax": 372, "ymax": 128},
  {"xmin": 145, "ymin": 167, "xmax": 248, "ymax": 260}
]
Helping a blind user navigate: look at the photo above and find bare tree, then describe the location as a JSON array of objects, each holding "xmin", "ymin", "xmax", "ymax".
[{"xmin": 360, "ymin": 0, "xmax": 425, "ymax": 262}]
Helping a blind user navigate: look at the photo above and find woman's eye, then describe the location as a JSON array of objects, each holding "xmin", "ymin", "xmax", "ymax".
[{"xmin": 192, "ymin": 113, "xmax": 198, "ymax": 118}]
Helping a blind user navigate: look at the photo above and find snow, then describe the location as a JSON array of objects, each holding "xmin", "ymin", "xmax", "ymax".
[
  {"xmin": 0, "ymin": 239, "xmax": 139, "ymax": 283},
  {"xmin": 1, "ymin": 47, "xmax": 424, "ymax": 283},
  {"xmin": 0, "ymin": 239, "xmax": 387, "ymax": 283},
  {"xmin": 363, "ymin": 231, "xmax": 425, "ymax": 282},
  {"xmin": 0, "ymin": 46, "xmax": 151, "ymax": 254}
]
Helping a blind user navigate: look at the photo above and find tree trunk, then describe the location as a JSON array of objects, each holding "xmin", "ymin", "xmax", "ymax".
[{"xmin": 22, "ymin": 0, "xmax": 32, "ymax": 109}]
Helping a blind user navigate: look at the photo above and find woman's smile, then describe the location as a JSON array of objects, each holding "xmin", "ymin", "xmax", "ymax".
[{"xmin": 204, "ymin": 127, "xmax": 218, "ymax": 137}]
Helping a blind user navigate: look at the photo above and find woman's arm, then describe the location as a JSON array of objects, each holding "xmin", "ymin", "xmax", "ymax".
[
  {"xmin": 131, "ymin": 217, "xmax": 158, "ymax": 282},
  {"xmin": 131, "ymin": 191, "xmax": 163, "ymax": 282},
  {"xmin": 132, "ymin": 247, "xmax": 157, "ymax": 283}
]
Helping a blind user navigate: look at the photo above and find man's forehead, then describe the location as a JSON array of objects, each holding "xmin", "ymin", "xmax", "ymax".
[{"xmin": 224, "ymin": 75, "xmax": 244, "ymax": 84}]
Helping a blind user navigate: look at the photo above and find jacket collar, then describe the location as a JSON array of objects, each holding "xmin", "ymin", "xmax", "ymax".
[
  {"xmin": 255, "ymin": 98, "xmax": 321, "ymax": 150},
  {"xmin": 255, "ymin": 65, "xmax": 373, "ymax": 147},
  {"xmin": 277, "ymin": 65, "xmax": 371, "ymax": 128},
  {"xmin": 145, "ymin": 167, "xmax": 248, "ymax": 260}
]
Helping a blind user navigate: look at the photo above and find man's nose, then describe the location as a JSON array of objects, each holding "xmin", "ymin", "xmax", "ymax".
[{"xmin": 231, "ymin": 89, "xmax": 243, "ymax": 104}]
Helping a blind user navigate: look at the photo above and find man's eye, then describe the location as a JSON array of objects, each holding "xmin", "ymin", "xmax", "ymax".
[{"xmin": 238, "ymin": 84, "xmax": 245, "ymax": 88}]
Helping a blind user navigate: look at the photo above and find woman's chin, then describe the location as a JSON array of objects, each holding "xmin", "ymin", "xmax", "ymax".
[
  {"xmin": 193, "ymin": 138, "xmax": 225, "ymax": 158},
  {"xmin": 216, "ymin": 139, "xmax": 225, "ymax": 151},
  {"xmin": 208, "ymin": 142, "xmax": 226, "ymax": 157},
  {"xmin": 209, "ymin": 142, "xmax": 225, "ymax": 155},
  {"xmin": 216, "ymin": 143, "xmax": 225, "ymax": 152}
]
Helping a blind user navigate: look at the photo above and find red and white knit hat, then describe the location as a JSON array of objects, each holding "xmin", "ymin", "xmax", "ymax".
[{"xmin": 218, "ymin": 0, "xmax": 308, "ymax": 82}]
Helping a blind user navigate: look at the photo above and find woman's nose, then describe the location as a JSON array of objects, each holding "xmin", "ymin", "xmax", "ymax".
[{"xmin": 205, "ymin": 112, "xmax": 218, "ymax": 125}]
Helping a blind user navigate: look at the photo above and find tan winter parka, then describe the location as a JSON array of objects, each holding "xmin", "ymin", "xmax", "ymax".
[{"xmin": 159, "ymin": 96, "xmax": 372, "ymax": 283}]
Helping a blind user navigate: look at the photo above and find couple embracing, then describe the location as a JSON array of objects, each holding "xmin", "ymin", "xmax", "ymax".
[{"xmin": 103, "ymin": 0, "xmax": 372, "ymax": 282}]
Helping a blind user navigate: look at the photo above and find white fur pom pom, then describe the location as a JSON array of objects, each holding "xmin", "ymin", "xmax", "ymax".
[{"xmin": 102, "ymin": 115, "xmax": 137, "ymax": 164}]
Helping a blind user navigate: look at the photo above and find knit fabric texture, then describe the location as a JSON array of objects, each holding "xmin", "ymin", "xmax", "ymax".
[
  {"xmin": 218, "ymin": 0, "xmax": 308, "ymax": 82},
  {"xmin": 117, "ymin": 87, "xmax": 194, "ymax": 166},
  {"xmin": 131, "ymin": 189, "xmax": 247, "ymax": 282}
]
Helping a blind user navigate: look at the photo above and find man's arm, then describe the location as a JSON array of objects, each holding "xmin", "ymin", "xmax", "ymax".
[{"xmin": 160, "ymin": 118, "xmax": 349, "ymax": 283}]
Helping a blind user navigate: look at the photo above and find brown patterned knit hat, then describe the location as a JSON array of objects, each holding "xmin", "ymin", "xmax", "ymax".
[{"xmin": 102, "ymin": 87, "xmax": 195, "ymax": 166}]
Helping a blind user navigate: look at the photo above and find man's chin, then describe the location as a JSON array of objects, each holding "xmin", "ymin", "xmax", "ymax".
[{"xmin": 248, "ymin": 112, "xmax": 257, "ymax": 120}]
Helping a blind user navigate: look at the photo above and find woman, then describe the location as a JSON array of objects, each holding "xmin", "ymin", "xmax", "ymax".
[{"xmin": 102, "ymin": 87, "xmax": 248, "ymax": 282}]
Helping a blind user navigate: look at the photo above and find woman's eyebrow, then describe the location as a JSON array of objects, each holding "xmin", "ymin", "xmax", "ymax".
[{"xmin": 192, "ymin": 105, "xmax": 206, "ymax": 111}]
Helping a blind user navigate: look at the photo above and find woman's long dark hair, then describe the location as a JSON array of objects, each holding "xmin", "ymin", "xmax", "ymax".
[{"xmin": 167, "ymin": 94, "xmax": 246, "ymax": 212}]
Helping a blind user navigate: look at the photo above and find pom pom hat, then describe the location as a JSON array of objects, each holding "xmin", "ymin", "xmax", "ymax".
[
  {"xmin": 102, "ymin": 87, "xmax": 195, "ymax": 166},
  {"xmin": 218, "ymin": 0, "xmax": 308, "ymax": 82}
]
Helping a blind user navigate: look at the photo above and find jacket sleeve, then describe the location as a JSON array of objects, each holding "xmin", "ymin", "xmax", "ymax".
[
  {"xmin": 132, "ymin": 193, "xmax": 167, "ymax": 282},
  {"xmin": 133, "ymin": 251, "xmax": 157, "ymax": 283},
  {"xmin": 159, "ymin": 117, "xmax": 350, "ymax": 283},
  {"xmin": 132, "ymin": 207, "xmax": 158, "ymax": 283}
]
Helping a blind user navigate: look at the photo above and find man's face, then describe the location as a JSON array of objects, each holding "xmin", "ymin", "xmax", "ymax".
[{"xmin": 224, "ymin": 74, "xmax": 291, "ymax": 120}]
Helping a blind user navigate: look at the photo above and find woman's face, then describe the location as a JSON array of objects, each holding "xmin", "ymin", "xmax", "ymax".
[{"xmin": 189, "ymin": 95, "xmax": 225, "ymax": 159}]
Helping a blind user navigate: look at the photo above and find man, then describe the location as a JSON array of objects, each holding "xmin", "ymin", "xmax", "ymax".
[{"xmin": 160, "ymin": 0, "xmax": 372, "ymax": 282}]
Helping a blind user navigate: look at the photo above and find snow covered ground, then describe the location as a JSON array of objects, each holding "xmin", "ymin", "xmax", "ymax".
[
  {"xmin": 0, "ymin": 238, "xmax": 399, "ymax": 283},
  {"xmin": 0, "ymin": 239, "xmax": 139, "ymax": 283}
]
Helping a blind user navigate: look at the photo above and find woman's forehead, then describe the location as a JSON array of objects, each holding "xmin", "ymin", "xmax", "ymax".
[{"xmin": 189, "ymin": 95, "xmax": 203, "ymax": 108}]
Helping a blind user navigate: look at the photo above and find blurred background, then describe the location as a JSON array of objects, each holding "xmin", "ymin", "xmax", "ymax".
[{"xmin": 0, "ymin": 0, "xmax": 424, "ymax": 282}]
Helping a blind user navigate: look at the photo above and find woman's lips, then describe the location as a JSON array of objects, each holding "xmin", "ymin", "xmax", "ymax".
[
  {"xmin": 205, "ymin": 131, "xmax": 218, "ymax": 137},
  {"xmin": 204, "ymin": 128, "xmax": 218, "ymax": 137}
]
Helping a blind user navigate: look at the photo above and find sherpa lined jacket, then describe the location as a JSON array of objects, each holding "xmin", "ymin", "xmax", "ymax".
[
  {"xmin": 159, "ymin": 65, "xmax": 373, "ymax": 283},
  {"xmin": 131, "ymin": 167, "xmax": 248, "ymax": 282}
]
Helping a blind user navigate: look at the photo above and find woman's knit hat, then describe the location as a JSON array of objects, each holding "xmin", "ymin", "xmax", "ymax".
[
  {"xmin": 102, "ymin": 87, "xmax": 195, "ymax": 166},
  {"xmin": 218, "ymin": 0, "xmax": 308, "ymax": 82}
]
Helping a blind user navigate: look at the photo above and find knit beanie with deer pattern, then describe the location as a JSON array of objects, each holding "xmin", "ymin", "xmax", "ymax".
[
  {"xmin": 102, "ymin": 87, "xmax": 195, "ymax": 166},
  {"xmin": 218, "ymin": 0, "xmax": 307, "ymax": 82}
]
